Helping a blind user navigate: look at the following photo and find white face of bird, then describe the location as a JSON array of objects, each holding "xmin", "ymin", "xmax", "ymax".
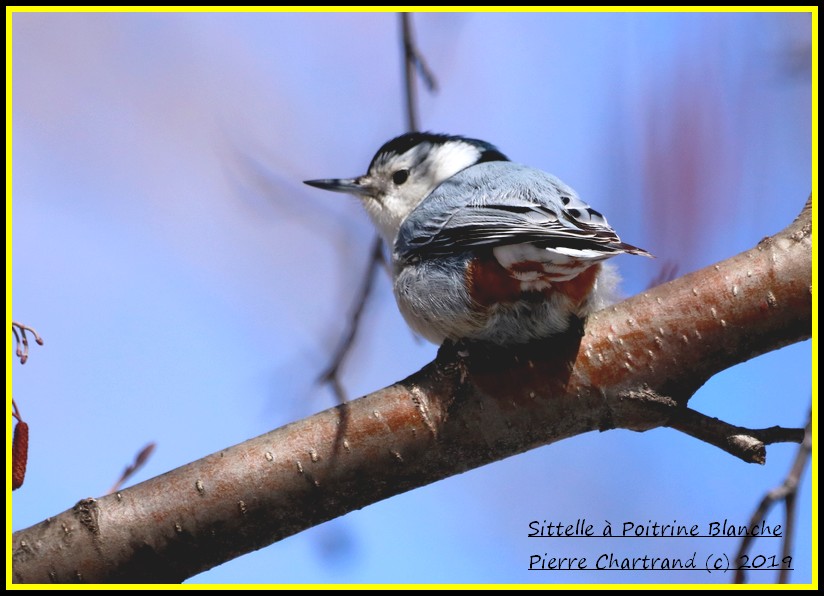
[
  {"xmin": 357, "ymin": 139, "xmax": 488, "ymax": 243},
  {"xmin": 305, "ymin": 134, "xmax": 501, "ymax": 245}
]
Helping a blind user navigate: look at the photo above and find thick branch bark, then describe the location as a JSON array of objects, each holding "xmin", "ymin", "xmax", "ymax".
[{"xmin": 12, "ymin": 199, "xmax": 811, "ymax": 583}]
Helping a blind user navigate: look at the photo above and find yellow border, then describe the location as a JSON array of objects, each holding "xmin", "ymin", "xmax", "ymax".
[
  {"xmin": 6, "ymin": 2, "xmax": 14, "ymax": 591},
  {"xmin": 810, "ymin": 4, "xmax": 820, "ymax": 592},
  {"xmin": 2, "ymin": 582, "xmax": 817, "ymax": 590},
  {"xmin": 6, "ymin": 5, "xmax": 817, "ymax": 590},
  {"xmin": 2, "ymin": 5, "xmax": 822, "ymax": 12}
]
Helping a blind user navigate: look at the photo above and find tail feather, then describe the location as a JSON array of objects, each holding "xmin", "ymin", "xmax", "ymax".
[{"xmin": 616, "ymin": 242, "xmax": 654, "ymax": 258}]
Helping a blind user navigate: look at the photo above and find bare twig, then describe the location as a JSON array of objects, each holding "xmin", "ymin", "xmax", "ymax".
[
  {"xmin": 667, "ymin": 408, "xmax": 805, "ymax": 464},
  {"xmin": 733, "ymin": 408, "xmax": 812, "ymax": 583},
  {"xmin": 647, "ymin": 259, "xmax": 679, "ymax": 289},
  {"xmin": 318, "ymin": 237, "xmax": 385, "ymax": 403},
  {"xmin": 12, "ymin": 321, "xmax": 44, "ymax": 365},
  {"xmin": 107, "ymin": 443, "xmax": 157, "ymax": 495},
  {"xmin": 319, "ymin": 12, "xmax": 438, "ymax": 405},
  {"xmin": 401, "ymin": 13, "xmax": 438, "ymax": 132}
]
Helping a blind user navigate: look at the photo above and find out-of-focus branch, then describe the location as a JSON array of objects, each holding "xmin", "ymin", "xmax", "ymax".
[
  {"xmin": 401, "ymin": 12, "xmax": 437, "ymax": 132},
  {"xmin": 12, "ymin": 198, "xmax": 811, "ymax": 584},
  {"xmin": 319, "ymin": 12, "xmax": 437, "ymax": 403},
  {"xmin": 318, "ymin": 237, "xmax": 384, "ymax": 403},
  {"xmin": 733, "ymin": 409, "xmax": 812, "ymax": 584},
  {"xmin": 107, "ymin": 443, "xmax": 157, "ymax": 496},
  {"xmin": 647, "ymin": 259, "xmax": 679, "ymax": 289}
]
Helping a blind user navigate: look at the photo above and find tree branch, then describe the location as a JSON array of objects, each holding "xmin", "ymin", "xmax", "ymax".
[
  {"xmin": 733, "ymin": 408, "xmax": 812, "ymax": 583},
  {"xmin": 317, "ymin": 236, "xmax": 385, "ymax": 403},
  {"xmin": 667, "ymin": 408, "xmax": 805, "ymax": 464},
  {"xmin": 12, "ymin": 198, "xmax": 811, "ymax": 583},
  {"xmin": 400, "ymin": 13, "xmax": 437, "ymax": 133}
]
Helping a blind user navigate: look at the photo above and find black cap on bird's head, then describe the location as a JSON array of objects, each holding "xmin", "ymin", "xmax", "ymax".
[{"xmin": 368, "ymin": 132, "xmax": 508, "ymax": 171}]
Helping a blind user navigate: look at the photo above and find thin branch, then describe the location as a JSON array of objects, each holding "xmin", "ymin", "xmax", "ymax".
[
  {"xmin": 12, "ymin": 197, "xmax": 811, "ymax": 584},
  {"xmin": 401, "ymin": 13, "xmax": 437, "ymax": 133},
  {"xmin": 401, "ymin": 13, "xmax": 418, "ymax": 133},
  {"xmin": 647, "ymin": 259, "xmax": 679, "ymax": 289},
  {"xmin": 12, "ymin": 399, "xmax": 23, "ymax": 422},
  {"xmin": 319, "ymin": 12, "xmax": 438, "ymax": 404},
  {"xmin": 733, "ymin": 409, "xmax": 812, "ymax": 583},
  {"xmin": 318, "ymin": 237, "xmax": 384, "ymax": 403},
  {"xmin": 107, "ymin": 443, "xmax": 157, "ymax": 495},
  {"xmin": 667, "ymin": 408, "xmax": 805, "ymax": 464}
]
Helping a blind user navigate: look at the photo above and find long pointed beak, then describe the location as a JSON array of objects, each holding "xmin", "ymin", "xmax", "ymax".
[{"xmin": 303, "ymin": 177, "xmax": 368, "ymax": 195}]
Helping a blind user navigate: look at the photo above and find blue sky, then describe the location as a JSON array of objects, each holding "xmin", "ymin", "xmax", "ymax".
[{"xmin": 10, "ymin": 10, "xmax": 813, "ymax": 585}]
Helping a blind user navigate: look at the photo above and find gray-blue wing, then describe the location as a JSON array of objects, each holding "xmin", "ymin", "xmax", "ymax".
[{"xmin": 395, "ymin": 161, "xmax": 650, "ymax": 259}]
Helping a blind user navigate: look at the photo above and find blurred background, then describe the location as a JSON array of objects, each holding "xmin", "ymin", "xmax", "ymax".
[{"xmin": 10, "ymin": 10, "xmax": 812, "ymax": 585}]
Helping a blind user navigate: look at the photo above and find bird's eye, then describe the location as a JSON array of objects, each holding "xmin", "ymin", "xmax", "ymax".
[{"xmin": 392, "ymin": 169, "xmax": 410, "ymax": 185}]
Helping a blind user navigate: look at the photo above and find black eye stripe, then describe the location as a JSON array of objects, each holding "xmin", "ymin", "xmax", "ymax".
[{"xmin": 393, "ymin": 169, "xmax": 410, "ymax": 185}]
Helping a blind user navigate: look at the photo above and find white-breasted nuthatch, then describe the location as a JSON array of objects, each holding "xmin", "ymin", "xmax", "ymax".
[{"xmin": 305, "ymin": 133, "xmax": 651, "ymax": 346}]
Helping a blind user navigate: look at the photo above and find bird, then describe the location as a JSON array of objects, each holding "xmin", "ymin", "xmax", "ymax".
[{"xmin": 305, "ymin": 132, "xmax": 651, "ymax": 346}]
